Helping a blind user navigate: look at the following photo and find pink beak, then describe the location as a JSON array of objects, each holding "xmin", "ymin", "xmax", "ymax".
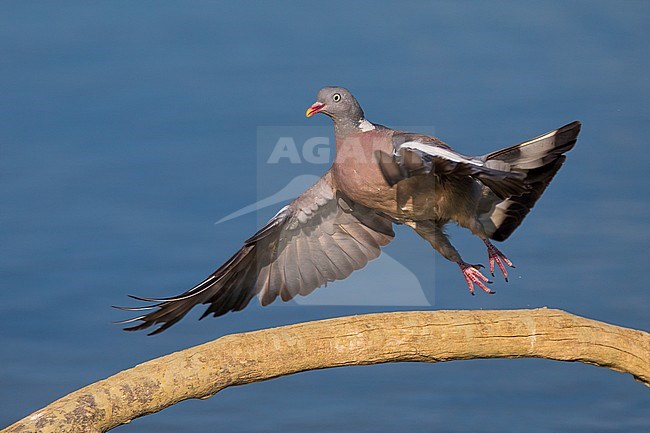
[{"xmin": 306, "ymin": 102, "xmax": 326, "ymax": 117}]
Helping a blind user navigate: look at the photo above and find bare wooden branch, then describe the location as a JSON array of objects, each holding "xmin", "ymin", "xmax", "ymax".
[{"xmin": 3, "ymin": 308, "xmax": 648, "ymax": 433}]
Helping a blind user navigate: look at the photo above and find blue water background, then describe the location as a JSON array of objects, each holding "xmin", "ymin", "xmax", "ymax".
[{"xmin": 1, "ymin": 1, "xmax": 648, "ymax": 431}]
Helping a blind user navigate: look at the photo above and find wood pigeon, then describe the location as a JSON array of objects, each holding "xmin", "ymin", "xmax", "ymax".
[{"xmin": 118, "ymin": 86, "xmax": 580, "ymax": 334}]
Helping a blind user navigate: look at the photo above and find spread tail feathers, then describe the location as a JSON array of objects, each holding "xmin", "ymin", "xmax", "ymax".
[{"xmin": 478, "ymin": 121, "xmax": 581, "ymax": 241}]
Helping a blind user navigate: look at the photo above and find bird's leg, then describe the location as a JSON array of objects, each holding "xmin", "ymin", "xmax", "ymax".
[
  {"xmin": 458, "ymin": 216, "xmax": 514, "ymax": 285},
  {"xmin": 483, "ymin": 239, "xmax": 514, "ymax": 282},
  {"xmin": 457, "ymin": 261, "xmax": 494, "ymax": 295},
  {"xmin": 407, "ymin": 220, "xmax": 493, "ymax": 295}
]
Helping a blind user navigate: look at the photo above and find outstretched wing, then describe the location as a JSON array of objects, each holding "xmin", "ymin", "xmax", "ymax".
[
  {"xmin": 477, "ymin": 121, "xmax": 581, "ymax": 241},
  {"xmin": 117, "ymin": 172, "xmax": 395, "ymax": 334},
  {"xmin": 375, "ymin": 132, "xmax": 528, "ymax": 200}
]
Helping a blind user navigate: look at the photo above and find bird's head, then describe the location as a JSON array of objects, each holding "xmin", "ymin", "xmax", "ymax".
[{"xmin": 306, "ymin": 86, "xmax": 365, "ymax": 124}]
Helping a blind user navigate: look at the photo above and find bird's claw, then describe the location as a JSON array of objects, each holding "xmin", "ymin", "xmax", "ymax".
[
  {"xmin": 458, "ymin": 261, "xmax": 494, "ymax": 295},
  {"xmin": 484, "ymin": 240, "xmax": 514, "ymax": 282}
]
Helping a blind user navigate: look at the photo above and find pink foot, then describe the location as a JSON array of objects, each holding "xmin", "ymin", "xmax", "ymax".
[
  {"xmin": 458, "ymin": 261, "xmax": 494, "ymax": 295},
  {"xmin": 484, "ymin": 240, "xmax": 514, "ymax": 282}
]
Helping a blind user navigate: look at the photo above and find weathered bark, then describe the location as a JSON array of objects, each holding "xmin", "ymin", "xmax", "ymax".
[{"xmin": 3, "ymin": 308, "xmax": 649, "ymax": 433}]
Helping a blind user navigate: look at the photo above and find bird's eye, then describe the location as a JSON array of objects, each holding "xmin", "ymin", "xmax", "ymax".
[{"xmin": 332, "ymin": 93, "xmax": 341, "ymax": 102}]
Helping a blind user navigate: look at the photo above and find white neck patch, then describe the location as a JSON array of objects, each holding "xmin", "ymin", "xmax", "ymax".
[{"xmin": 358, "ymin": 118, "xmax": 375, "ymax": 132}]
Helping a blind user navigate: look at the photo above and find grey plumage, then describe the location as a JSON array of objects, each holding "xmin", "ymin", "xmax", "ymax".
[
  {"xmin": 478, "ymin": 121, "xmax": 580, "ymax": 241},
  {"xmin": 118, "ymin": 86, "xmax": 580, "ymax": 334},
  {"xmin": 377, "ymin": 121, "xmax": 581, "ymax": 241},
  {"xmin": 118, "ymin": 173, "xmax": 394, "ymax": 335}
]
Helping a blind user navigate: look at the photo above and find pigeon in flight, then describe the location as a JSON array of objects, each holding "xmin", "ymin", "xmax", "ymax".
[{"xmin": 118, "ymin": 86, "xmax": 580, "ymax": 334}]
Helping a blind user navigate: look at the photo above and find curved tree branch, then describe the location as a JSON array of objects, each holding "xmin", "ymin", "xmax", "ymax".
[{"xmin": 3, "ymin": 308, "xmax": 649, "ymax": 433}]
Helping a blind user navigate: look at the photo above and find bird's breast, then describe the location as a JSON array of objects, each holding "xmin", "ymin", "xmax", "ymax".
[{"xmin": 331, "ymin": 132, "xmax": 443, "ymax": 221}]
